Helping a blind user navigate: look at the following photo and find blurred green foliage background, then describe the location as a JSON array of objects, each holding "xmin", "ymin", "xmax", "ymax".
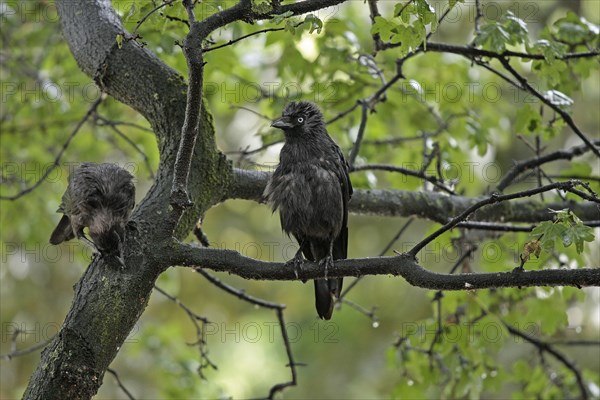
[{"xmin": 1, "ymin": 0, "xmax": 599, "ymax": 398}]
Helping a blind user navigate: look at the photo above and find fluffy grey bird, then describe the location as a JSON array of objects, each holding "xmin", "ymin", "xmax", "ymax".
[
  {"xmin": 264, "ymin": 101, "xmax": 353, "ymax": 320},
  {"xmin": 49, "ymin": 163, "xmax": 135, "ymax": 264}
]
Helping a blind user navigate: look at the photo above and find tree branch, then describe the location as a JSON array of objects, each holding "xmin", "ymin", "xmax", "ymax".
[
  {"xmin": 409, "ymin": 180, "xmax": 581, "ymax": 256},
  {"xmin": 228, "ymin": 169, "xmax": 600, "ymax": 222},
  {"xmin": 383, "ymin": 41, "xmax": 600, "ymax": 61},
  {"xmin": 352, "ymin": 163, "xmax": 455, "ymax": 195},
  {"xmin": 192, "ymin": 269, "xmax": 298, "ymax": 398},
  {"xmin": 106, "ymin": 368, "xmax": 136, "ymax": 400},
  {"xmin": 348, "ymin": 101, "xmax": 368, "ymax": 167},
  {"xmin": 505, "ymin": 324, "xmax": 589, "ymax": 399},
  {"xmin": 496, "ymin": 141, "xmax": 597, "ymax": 192},
  {"xmin": 168, "ymin": 243, "xmax": 600, "ymax": 289},
  {"xmin": 0, "ymin": 97, "xmax": 103, "ymax": 201},
  {"xmin": 498, "ymin": 58, "xmax": 600, "ymax": 158},
  {"xmin": 169, "ymin": 8, "xmax": 206, "ymax": 218}
]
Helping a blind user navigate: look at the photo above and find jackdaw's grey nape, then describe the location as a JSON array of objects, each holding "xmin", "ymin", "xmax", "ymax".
[
  {"xmin": 49, "ymin": 163, "xmax": 136, "ymax": 266},
  {"xmin": 264, "ymin": 101, "xmax": 353, "ymax": 320}
]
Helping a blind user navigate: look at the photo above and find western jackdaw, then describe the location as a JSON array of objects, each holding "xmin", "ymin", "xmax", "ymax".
[
  {"xmin": 49, "ymin": 163, "xmax": 135, "ymax": 264},
  {"xmin": 264, "ymin": 101, "xmax": 353, "ymax": 320}
]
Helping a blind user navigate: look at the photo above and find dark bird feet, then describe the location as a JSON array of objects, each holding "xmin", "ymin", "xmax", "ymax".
[
  {"xmin": 286, "ymin": 249, "xmax": 305, "ymax": 281},
  {"xmin": 319, "ymin": 255, "xmax": 334, "ymax": 280},
  {"xmin": 92, "ymin": 250, "xmax": 126, "ymax": 268},
  {"xmin": 80, "ymin": 235, "xmax": 100, "ymax": 255}
]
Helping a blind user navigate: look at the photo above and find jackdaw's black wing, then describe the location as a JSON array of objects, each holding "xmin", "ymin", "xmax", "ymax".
[{"xmin": 313, "ymin": 140, "xmax": 353, "ymax": 319}]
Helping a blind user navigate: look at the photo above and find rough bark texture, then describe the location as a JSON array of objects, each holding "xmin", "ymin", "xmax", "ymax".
[
  {"xmin": 23, "ymin": 1, "xmax": 230, "ymax": 398},
  {"xmin": 169, "ymin": 244, "xmax": 600, "ymax": 288},
  {"xmin": 229, "ymin": 169, "xmax": 600, "ymax": 223}
]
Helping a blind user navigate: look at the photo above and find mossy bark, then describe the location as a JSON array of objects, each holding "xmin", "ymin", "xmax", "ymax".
[{"xmin": 23, "ymin": 2, "xmax": 231, "ymax": 399}]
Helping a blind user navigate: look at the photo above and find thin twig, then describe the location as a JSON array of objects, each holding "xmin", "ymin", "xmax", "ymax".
[
  {"xmin": 497, "ymin": 141, "xmax": 598, "ymax": 192},
  {"xmin": 106, "ymin": 368, "xmax": 136, "ymax": 400},
  {"xmin": 229, "ymin": 104, "xmax": 273, "ymax": 121},
  {"xmin": 193, "ymin": 268, "xmax": 298, "ymax": 399},
  {"xmin": 352, "ymin": 163, "xmax": 455, "ymax": 195},
  {"xmin": 94, "ymin": 115, "xmax": 154, "ymax": 133},
  {"xmin": 549, "ymin": 175, "xmax": 600, "ymax": 183},
  {"xmin": 339, "ymin": 297, "xmax": 379, "ymax": 325},
  {"xmin": 153, "ymin": 285, "xmax": 216, "ymax": 378},
  {"xmin": 0, "ymin": 336, "xmax": 53, "ymax": 361},
  {"xmin": 348, "ymin": 101, "xmax": 368, "ymax": 167},
  {"xmin": 367, "ymin": 0, "xmax": 383, "ymax": 53},
  {"xmin": 362, "ymin": 134, "xmax": 427, "ymax": 145},
  {"xmin": 204, "ymin": 22, "xmax": 303, "ymax": 53},
  {"xmin": 548, "ymin": 340, "xmax": 600, "ymax": 346},
  {"xmin": 568, "ymin": 187, "xmax": 600, "ymax": 203},
  {"xmin": 340, "ymin": 217, "xmax": 415, "ymax": 298},
  {"xmin": 499, "ymin": 58, "xmax": 599, "ymax": 158},
  {"xmin": 0, "ymin": 97, "xmax": 103, "ymax": 201},
  {"xmin": 427, "ymin": 290, "xmax": 443, "ymax": 367},
  {"xmin": 455, "ymin": 221, "xmax": 534, "ymax": 232},
  {"xmin": 105, "ymin": 123, "xmax": 155, "ymax": 179},
  {"xmin": 382, "ymin": 41, "xmax": 600, "ymax": 61},
  {"xmin": 409, "ymin": 180, "xmax": 581, "ymax": 256},
  {"xmin": 326, "ymin": 101, "xmax": 360, "ymax": 125},
  {"xmin": 505, "ymin": 324, "xmax": 589, "ymax": 399},
  {"xmin": 132, "ymin": 0, "xmax": 178, "ymax": 35},
  {"xmin": 226, "ymin": 140, "xmax": 284, "ymax": 157},
  {"xmin": 473, "ymin": 0, "xmax": 483, "ymax": 37}
]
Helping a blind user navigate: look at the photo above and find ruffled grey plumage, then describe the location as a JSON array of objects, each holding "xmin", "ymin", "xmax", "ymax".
[
  {"xmin": 265, "ymin": 101, "xmax": 353, "ymax": 319},
  {"xmin": 50, "ymin": 163, "xmax": 136, "ymax": 260}
]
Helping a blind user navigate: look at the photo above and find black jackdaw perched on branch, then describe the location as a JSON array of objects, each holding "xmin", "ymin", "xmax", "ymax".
[
  {"xmin": 264, "ymin": 101, "xmax": 353, "ymax": 320},
  {"xmin": 49, "ymin": 163, "xmax": 135, "ymax": 265}
]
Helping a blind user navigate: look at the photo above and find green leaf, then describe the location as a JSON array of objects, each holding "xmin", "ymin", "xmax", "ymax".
[
  {"xmin": 284, "ymin": 19, "xmax": 297, "ymax": 34},
  {"xmin": 567, "ymin": 224, "xmax": 595, "ymax": 253},
  {"xmin": 529, "ymin": 39, "xmax": 567, "ymax": 63},
  {"xmin": 371, "ymin": 16, "xmax": 397, "ymax": 43},
  {"xmin": 532, "ymin": 59, "xmax": 568, "ymax": 87},
  {"xmin": 550, "ymin": 208, "xmax": 573, "ymax": 222},
  {"xmin": 474, "ymin": 10, "xmax": 529, "ymax": 52},
  {"xmin": 394, "ymin": 3, "xmax": 409, "ymax": 19},
  {"xmin": 414, "ymin": 0, "xmax": 437, "ymax": 28},
  {"xmin": 466, "ymin": 118, "xmax": 487, "ymax": 156},
  {"xmin": 474, "ymin": 24, "xmax": 510, "ymax": 53},
  {"xmin": 272, "ymin": 11, "xmax": 293, "ymax": 25},
  {"xmin": 124, "ymin": 3, "xmax": 137, "ymax": 22},
  {"xmin": 531, "ymin": 210, "xmax": 595, "ymax": 254},
  {"xmin": 555, "ymin": 21, "xmax": 590, "ymax": 43},
  {"xmin": 514, "ymin": 105, "xmax": 542, "ymax": 135},
  {"xmin": 572, "ymin": 56, "xmax": 597, "ymax": 79},
  {"xmin": 503, "ymin": 12, "xmax": 528, "ymax": 45},
  {"xmin": 304, "ymin": 14, "xmax": 323, "ymax": 34},
  {"xmin": 531, "ymin": 221, "xmax": 567, "ymax": 251},
  {"xmin": 524, "ymin": 296, "xmax": 568, "ymax": 335}
]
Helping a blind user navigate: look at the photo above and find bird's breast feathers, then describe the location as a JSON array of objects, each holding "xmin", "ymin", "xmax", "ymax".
[{"xmin": 265, "ymin": 163, "xmax": 344, "ymax": 238}]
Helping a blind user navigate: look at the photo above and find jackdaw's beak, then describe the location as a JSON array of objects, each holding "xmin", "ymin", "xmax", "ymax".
[{"xmin": 271, "ymin": 116, "xmax": 293, "ymax": 129}]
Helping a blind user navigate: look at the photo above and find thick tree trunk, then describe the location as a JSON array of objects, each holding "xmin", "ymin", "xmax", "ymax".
[{"xmin": 23, "ymin": 1, "xmax": 229, "ymax": 398}]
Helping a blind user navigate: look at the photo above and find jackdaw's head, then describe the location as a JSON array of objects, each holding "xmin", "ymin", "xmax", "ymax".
[
  {"xmin": 271, "ymin": 101, "xmax": 325, "ymax": 138},
  {"xmin": 88, "ymin": 209, "xmax": 126, "ymax": 253}
]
